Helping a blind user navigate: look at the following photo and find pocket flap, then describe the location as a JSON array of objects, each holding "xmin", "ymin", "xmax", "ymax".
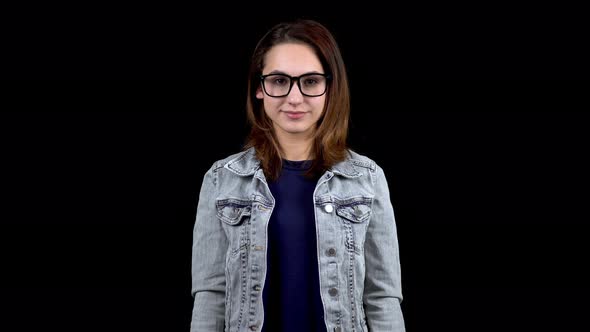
[
  {"xmin": 335, "ymin": 196, "xmax": 373, "ymax": 223},
  {"xmin": 216, "ymin": 198, "xmax": 252, "ymax": 225}
]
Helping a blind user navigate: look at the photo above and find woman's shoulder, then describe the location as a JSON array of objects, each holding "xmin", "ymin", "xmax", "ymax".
[
  {"xmin": 206, "ymin": 147, "xmax": 257, "ymax": 173},
  {"xmin": 344, "ymin": 149, "xmax": 391, "ymax": 186},
  {"xmin": 345, "ymin": 148, "xmax": 379, "ymax": 172}
]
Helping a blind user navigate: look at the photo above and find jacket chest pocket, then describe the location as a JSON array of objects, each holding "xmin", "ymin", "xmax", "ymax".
[
  {"xmin": 334, "ymin": 196, "xmax": 373, "ymax": 255},
  {"xmin": 216, "ymin": 197, "xmax": 252, "ymax": 257}
]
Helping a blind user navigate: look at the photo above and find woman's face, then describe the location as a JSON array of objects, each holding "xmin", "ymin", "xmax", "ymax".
[{"xmin": 256, "ymin": 43, "xmax": 327, "ymax": 141}]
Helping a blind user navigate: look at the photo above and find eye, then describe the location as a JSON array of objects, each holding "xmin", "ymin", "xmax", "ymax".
[
  {"xmin": 273, "ymin": 77, "xmax": 288, "ymax": 85},
  {"xmin": 302, "ymin": 75, "xmax": 324, "ymax": 86},
  {"xmin": 303, "ymin": 78, "xmax": 318, "ymax": 86},
  {"xmin": 265, "ymin": 75, "xmax": 290, "ymax": 86}
]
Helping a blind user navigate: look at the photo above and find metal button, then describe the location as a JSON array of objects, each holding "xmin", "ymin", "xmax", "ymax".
[
  {"xmin": 249, "ymin": 325, "xmax": 258, "ymax": 331},
  {"xmin": 253, "ymin": 285, "xmax": 261, "ymax": 291},
  {"xmin": 324, "ymin": 204, "xmax": 334, "ymax": 213},
  {"xmin": 329, "ymin": 287, "xmax": 338, "ymax": 296},
  {"xmin": 326, "ymin": 248, "xmax": 336, "ymax": 256},
  {"xmin": 353, "ymin": 206, "xmax": 362, "ymax": 216}
]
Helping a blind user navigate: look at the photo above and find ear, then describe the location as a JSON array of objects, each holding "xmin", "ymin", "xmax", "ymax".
[{"xmin": 255, "ymin": 86, "xmax": 264, "ymax": 100}]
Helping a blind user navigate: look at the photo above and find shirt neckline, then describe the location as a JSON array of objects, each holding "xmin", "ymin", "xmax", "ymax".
[{"xmin": 282, "ymin": 159, "xmax": 313, "ymax": 170}]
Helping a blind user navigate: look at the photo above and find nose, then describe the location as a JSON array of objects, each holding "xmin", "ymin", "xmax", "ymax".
[{"xmin": 287, "ymin": 79, "xmax": 304, "ymax": 104}]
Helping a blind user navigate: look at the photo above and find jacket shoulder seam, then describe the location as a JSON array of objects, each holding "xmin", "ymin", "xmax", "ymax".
[
  {"xmin": 212, "ymin": 149, "xmax": 251, "ymax": 172},
  {"xmin": 347, "ymin": 149, "xmax": 377, "ymax": 171}
]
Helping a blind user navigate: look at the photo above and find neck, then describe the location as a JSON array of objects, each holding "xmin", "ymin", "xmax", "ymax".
[{"xmin": 276, "ymin": 132, "xmax": 314, "ymax": 161}]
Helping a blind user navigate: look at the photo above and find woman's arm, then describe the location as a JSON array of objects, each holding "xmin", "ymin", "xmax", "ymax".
[
  {"xmin": 363, "ymin": 165, "xmax": 406, "ymax": 332},
  {"xmin": 190, "ymin": 164, "xmax": 228, "ymax": 332}
]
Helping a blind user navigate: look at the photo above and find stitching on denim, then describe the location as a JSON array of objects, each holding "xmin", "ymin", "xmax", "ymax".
[
  {"xmin": 348, "ymin": 237, "xmax": 357, "ymax": 332},
  {"xmin": 237, "ymin": 245, "xmax": 248, "ymax": 329},
  {"xmin": 224, "ymin": 262, "xmax": 232, "ymax": 332}
]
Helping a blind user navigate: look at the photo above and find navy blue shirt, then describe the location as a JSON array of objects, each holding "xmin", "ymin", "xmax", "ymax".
[{"xmin": 261, "ymin": 159, "xmax": 327, "ymax": 332}]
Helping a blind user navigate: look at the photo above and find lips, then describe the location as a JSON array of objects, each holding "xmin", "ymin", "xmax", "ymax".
[{"xmin": 283, "ymin": 111, "xmax": 306, "ymax": 119}]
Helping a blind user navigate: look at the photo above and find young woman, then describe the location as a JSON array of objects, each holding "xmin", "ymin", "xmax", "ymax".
[{"xmin": 190, "ymin": 19, "xmax": 405, "ymax": 332}]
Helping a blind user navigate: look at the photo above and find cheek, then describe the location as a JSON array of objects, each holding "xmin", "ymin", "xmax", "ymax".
[
  {"xmin": 312, "ymin": 96, "xmax": 327, "ymax": 114},
  {"xmin": 263, "ymin": 98, "xmax": 281, "ymax": 113},
  {"xmin": 263, "ymin": 102, "xmax": 272, "ymax": 117},
  {"xmin": 262, "ymin": 101, "xmax": 275, "ymax": 120}
]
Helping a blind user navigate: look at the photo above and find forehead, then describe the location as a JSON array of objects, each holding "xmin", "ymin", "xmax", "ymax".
[{"xmin": 263, "ymin": 43, "xmax": 323, "ymax": 75}]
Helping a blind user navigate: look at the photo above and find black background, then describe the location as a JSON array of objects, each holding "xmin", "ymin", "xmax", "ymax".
[{"xmin": 3, "ymin": 4, "xmax": 590, "ymax": 332}]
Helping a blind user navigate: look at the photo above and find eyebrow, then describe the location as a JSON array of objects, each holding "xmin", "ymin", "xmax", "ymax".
[{"xmin": 265, "ymin": 70, "xmax": 324, "ymax": 76}]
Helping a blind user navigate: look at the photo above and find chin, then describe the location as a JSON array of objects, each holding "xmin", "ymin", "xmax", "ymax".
[{"xmin": 285, "ymin": 127, "xmax": 313, "ymax": 135}]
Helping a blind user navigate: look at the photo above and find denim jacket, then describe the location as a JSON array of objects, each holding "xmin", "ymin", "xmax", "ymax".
[{"xmin": 190, "ymin": 147, "xmax": 405, "ymax": 332}]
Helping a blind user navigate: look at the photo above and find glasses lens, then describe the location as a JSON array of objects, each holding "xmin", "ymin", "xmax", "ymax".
[
  {"xmin": 299, "ymin": 74, "xmax": 327, "ymax": 96},
  {"xmin": 263, "ymin": 74, "xmax": 291, "ymax": 97}
]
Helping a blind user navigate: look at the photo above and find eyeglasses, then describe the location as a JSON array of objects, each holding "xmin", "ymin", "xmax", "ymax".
[{"xmin": 260, "ymin": 73, "xmax": 331, "ymax": 98}]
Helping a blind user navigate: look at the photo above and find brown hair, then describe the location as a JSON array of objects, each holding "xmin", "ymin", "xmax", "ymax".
[{"xmin": 242, "ymin": 19, "xmax": 351, "ymax": 182}]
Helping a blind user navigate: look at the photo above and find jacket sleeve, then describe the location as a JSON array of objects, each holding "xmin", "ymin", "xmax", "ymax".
[
  {"xmin": 190, "ymin": 163, "xmax": 228, "ymax": 332},
  {"xmin": 363, "ymin": 165, "xmax": 406, "ymax": 332}
]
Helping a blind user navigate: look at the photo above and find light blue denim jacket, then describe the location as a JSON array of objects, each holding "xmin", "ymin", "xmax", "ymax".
[{"xmin": 190, "ymin": 147, "xmax": 405, "ymax": 332}]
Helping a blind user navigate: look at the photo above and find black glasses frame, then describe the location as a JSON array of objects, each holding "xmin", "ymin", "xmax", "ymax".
[{"xmin": 259, "ymin": 73, "xmax": 331, "ymax": 98}]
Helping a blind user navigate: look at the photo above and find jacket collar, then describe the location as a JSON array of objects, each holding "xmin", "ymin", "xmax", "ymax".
[{"xmin": 224, "ymin": 147, "xmax": 361, "ymax": 178}]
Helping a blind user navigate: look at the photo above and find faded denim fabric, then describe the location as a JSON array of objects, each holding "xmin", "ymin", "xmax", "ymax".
[{"xmin": 190, "ymin": 147, "xmax": 405, "ymax": 332}]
